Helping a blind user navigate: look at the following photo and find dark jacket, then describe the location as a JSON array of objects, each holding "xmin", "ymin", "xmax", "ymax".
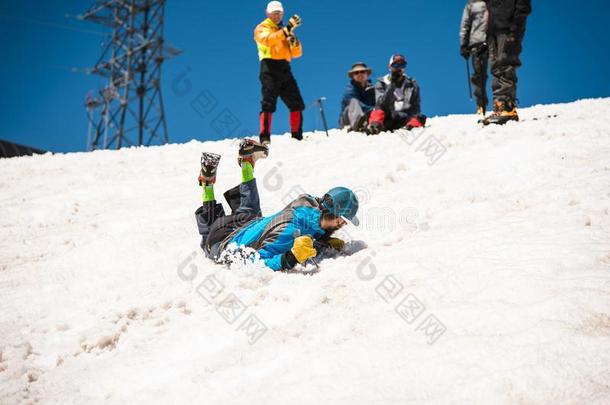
[
  {"xmin": 374, "ymin": 74, "xmax": 421, "ymax": 121},
  {"xmin": 460, "ymin": 0, "xmax": 489, "ymax": 48},
  {"xmin": 340, "ymin": 79, "xmax": 375, "ymax": 113},
  {"xmin": 487, "ymin": 0, "xmax": 532, "ymax": 37}
]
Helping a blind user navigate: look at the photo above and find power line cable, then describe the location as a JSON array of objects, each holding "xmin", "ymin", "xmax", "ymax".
[{"xmin": 0, "ymin": 13, "xmax": 107, "ymax": 36}]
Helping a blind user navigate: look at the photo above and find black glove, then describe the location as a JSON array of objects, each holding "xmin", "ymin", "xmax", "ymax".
[
  {"xmin": 283, "ymin": 14, "xmax": 301, "ymax": 35},
  {"xmin": 474, "ymin": 42, "xmax": 488, "ymax": 56},
  {"xmin": 460, "ymin": 45, "xmax": 470, "ymax": 59},
  {"xmin": 504, "ymin": 33, "xmax": 518, "ymax": 54},
  {"xmin": 287, "ymin": 33, "xmax": 298, "ymax": 46},
  {"xmin": 391, "ymin": 110, "xmax": 408, "ymax": 122},
  {"xmin": 281, "ymin": 250, "xmax": 299, "ymax": 269},
  {"xmin": 367, "ymin": 122, "xmax": 382, "ymax": 135}
]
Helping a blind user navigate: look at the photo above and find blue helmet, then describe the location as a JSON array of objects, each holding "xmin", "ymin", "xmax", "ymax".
[{"xmin": 321, "ymin": 187, "xmax": 360, "ymax": 226}]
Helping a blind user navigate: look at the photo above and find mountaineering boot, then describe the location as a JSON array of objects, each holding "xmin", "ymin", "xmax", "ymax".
[
  {"xmin": 198, "ymin": 152, "xmax": 221, "ymax": 186},
  {"xmin": 238, "ymin": 139, "xmax": 269, "ymax": 168},
  {"xmin": 259, "ymin": 112, "xmax": 272, "ymax": 145},
  {"xmin": 476, "ymin": 106, "xmax": 485, "ymax": 116},
  {"xmin": 479, "ymin": 101, "xmax": 499, "ymax": 124},
  {"xmin": 482, "ymin": 100, "xmax": 519, "ymax": 125},
  {"xmin": 259, "ymin": 133, "xmax": 271, "ymax": 145},
  {"xmin": 290, "ymin": 111, "xmax": 303, "ymax": 141},
  {"xmin": 354, "ymin": 114, "xmax": 369, "ymax": 132}
]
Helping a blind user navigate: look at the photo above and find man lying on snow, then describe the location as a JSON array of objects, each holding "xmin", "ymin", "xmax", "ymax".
[
  {"xmin": 367, "ymin": 54, "xmax": 427, "ymax": 135},
  {"xmin": 195, "ymin": 139, "xmax": 360, "ymax": 271}
]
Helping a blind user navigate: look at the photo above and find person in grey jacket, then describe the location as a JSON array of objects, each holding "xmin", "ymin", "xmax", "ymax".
[
  {"xmin": 460, "ymin": 0, "xmax": 489, "ymax": 115},
  {"xmin": 366, "ymin": 54, "xmax": 426, "ymax": 135},
  {"xmin": 482, "ymin": 0, "xmax": 532, "ymax": 125}
]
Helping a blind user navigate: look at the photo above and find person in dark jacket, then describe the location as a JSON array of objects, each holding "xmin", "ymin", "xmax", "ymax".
[
  {"xmin": 367, "ymin": 54, "xmax": 426, "ymax": 135},
  {"xmin": 195, "ymin": 139, "xmax": 360, "ymax": 271},
  {"xmin": 339, "ymin": 62, "xmax": 376, "ymax": 132},
  {"xmin": 482, "ymin": 0, "xmax": 532, "ymax": 125},
  {"xmin": 460, "ymin": 0, "xmax": 489, "ymax": 115}
]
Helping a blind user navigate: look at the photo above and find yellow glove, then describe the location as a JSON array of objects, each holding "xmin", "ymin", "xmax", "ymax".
[
  {"xmin": 327, "ymin": 237, "xmax": 345, "ymax": 252},
  {"xmin": 291, "ymin": 236, "xmax": 317, "ymax": 263}
]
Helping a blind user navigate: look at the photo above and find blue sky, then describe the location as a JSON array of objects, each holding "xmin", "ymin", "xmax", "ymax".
[{"xmin": 1, "ymin": 0, "xmax": 610, "ymax": 153}]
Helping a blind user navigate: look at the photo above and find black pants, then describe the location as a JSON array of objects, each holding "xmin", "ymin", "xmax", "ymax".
[
  {"xmin": 471, "ymin": 45, "xmax": 489, "ymax": 109},
  {"xmin": 383, "ymin": 113, "xmax": 427, "ymax": 131},
  {"xmin": 195, "ymin": 179, "xmax": 262, "ymax": 259},
  {"xmin": 489, "ymin": 32, "xmax": 523, "ymax": 103},
  {"xmin": 259, "ymin": 59, "xmax": 305, "ymax": 113}
]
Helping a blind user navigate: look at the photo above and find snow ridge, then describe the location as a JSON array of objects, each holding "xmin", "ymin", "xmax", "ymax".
[{"xmin": 1, "ymin": 99, "xmax": 610, "ymax": 404}]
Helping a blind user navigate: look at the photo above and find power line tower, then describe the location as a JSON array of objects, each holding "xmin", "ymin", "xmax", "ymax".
[{"xmin": 80, "ymin": 0, "xmax": 180, "ymax": 150}]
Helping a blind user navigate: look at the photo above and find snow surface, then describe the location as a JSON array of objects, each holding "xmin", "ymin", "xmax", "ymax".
[{"xmin": 1, "ymin": 99, "xmax": 610, "ymax": 404}]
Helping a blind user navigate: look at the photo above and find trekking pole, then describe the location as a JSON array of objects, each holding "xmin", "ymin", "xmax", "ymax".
[
  {"xmin": 479, "ymin": 54, "xmax": 486, "ymax": 116},
  {"xmin": 316, "ymin": 97, "xmax": 330, "ymax": 137},
  {"xmin": 466, "ymin": 58, "xmax": 473, "ymax": 100}
]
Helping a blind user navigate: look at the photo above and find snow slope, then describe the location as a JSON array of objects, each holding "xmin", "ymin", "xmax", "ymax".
[{"xmin": 1, "ymin": 99, "xmax": 610, "ymax": 405}]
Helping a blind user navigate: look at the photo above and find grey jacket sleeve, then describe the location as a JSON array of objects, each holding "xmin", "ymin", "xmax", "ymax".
[
  {"xmin": 395, "ymin": 81, "xmax": 421, "ymax": 120},
  {"xmin": 459, "ymin": 3, "xmax": 472, "ymax": 47},
  {"xmin": 375, "ymin": 80, "xmax": 393, "ymax": 109},
  {"xmin": 374, "ymin": 79, "xmax": 385, "ymax": 107},
  {"xmin": 409, "ymin": 81, "xmax": 422, "ymax": 117}
]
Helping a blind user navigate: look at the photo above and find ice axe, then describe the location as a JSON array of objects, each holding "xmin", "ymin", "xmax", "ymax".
[
  {"xmin": 476, "ymin": 43, "xmax": 488, "ymax": 116},
  {"xmin": 466, "ymin": 58, "xmax": 473, "ymax": 100},
  {"xmin": 479, "ymin": 60, "xmax": 486, "ymax": 116},
  {"xmin": 312, "ymin": 97, "xmax": 330, "ymax": 137}
]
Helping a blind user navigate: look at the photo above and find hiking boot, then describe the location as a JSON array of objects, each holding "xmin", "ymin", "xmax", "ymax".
[
  {"xmin": 359, "ymin": 120, "xmax": 369, "ymax": 133},
  {"xmin": 291, "ymin": 131, "xmax": 303, "ymax": 141},
  {"xmin": 238, "ymin": 139, "xmax": 269, "ymax": 167},
  {"xmin": 476, "ymin": 106, "xmax": 485, "ymax": 116},
  {"xmin": 198, "ymin": 152, "xmax": 221, "ymax": 185},
  {"xmin": 353, "ymin": 114, "xmax": 369, "ymax": 132},
  {"xmin": 259, "ymin": 133, "xmax": 271, "ymax": 145},
  {"xmin": 482, "ymin": 100, "xmax": 519, "ymax": 125}
]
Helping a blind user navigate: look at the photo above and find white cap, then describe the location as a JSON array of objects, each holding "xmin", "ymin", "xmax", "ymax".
[{"xmin": 266, "ymin": 1, "xmax": 284, "ymax": 13}]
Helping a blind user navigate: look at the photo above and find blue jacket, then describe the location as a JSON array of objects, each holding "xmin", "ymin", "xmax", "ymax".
[
  {"xmin": 221, "ymin": 194, "xmax": 326, "ymax": 271},
  {"xmin": 340, "ymin": 80, "xmax": 375, "ymax": 113}
]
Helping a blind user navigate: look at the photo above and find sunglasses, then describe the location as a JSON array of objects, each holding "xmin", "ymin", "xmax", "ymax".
[
  {"xmin": 352, "ymin": 71, "xmax": 368, "ymax": 75},
  {"xmin": 390, "ymin": 62, "xmax": 406, "ymax": 70}
]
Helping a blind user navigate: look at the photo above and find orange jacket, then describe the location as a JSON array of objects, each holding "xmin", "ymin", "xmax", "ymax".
[{"xmin": 254, "ymin": 18, "xmax": 302, "ymax": 62}]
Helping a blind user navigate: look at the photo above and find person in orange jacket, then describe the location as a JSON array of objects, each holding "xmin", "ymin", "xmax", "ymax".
[{"xmin": 254, "ymin": 1, "xmax": 305, "ymax": 144}]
